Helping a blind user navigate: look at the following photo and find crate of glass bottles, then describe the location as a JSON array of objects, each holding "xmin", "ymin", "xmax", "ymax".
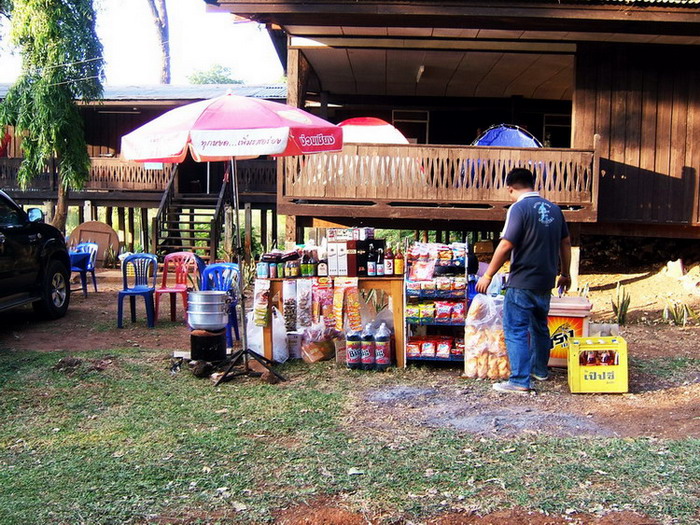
[{"xmin": 567, "ymin": 336, "xmax": 628, "ymax": 394}]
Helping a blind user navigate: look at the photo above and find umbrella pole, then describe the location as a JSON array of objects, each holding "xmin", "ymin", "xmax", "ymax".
[
  {"xmin": 213, "ymin": 159, "xmax": 285, "ymax": 386},
  {"xmin": 231, "ymin": 158, "xmax": 247, "ymax": 354}
]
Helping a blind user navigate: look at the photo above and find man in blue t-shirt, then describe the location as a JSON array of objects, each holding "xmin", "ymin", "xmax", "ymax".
[{"xmin": 476, "ymin": 168, "xmax": 571, "ymax": 393}]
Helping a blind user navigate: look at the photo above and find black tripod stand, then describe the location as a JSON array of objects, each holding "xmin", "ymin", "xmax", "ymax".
[{"xmin": 214, "ymin": 347, "xmax": 286, "ymax": 385}]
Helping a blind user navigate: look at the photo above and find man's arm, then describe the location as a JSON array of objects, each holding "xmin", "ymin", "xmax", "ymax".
[
  {"xmin": 557, "ymin": 235, "xmax": 572, "ymax": 292},
  {"xmin": 476, "ymin": 238, "xmax": 514, "ymax": 293}
]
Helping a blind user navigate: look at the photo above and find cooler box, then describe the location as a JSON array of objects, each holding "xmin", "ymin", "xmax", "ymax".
[
  {"xmin": 568, "ymin": 336, "xmax": 628, "ymax": 393},
  {"xmin": 547, "ymin": 296, "xmax": 592, "ymax": 367}
]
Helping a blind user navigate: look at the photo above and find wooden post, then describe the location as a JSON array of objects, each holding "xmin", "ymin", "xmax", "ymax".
[
  {"xmin": 224, "ymin": 205, "xmax": 234, "ymax": 261},
  {"xmin": 43, "ymin": 200, "xmax": 55, "ymax": 224},
  {"xmin": 244, "ymin": 202, "xmax": 252, "ymax": 264},
  {"xmin": 435, "ymin": 230, "xmax": 443, "ymax": 243},
  {"xmin": 127, "ymin": 207, "xmax": 135, "ymax": 252},
  {"xmin": 78, "ymin": 205, "xmax": 85, "ymax": 225},
  {"xmin": 140, "ymin": 208, "xmax": 149, "ymax": 253},
  {"xmin": 271, "ymin": 209, "xmax": 278, "ymax": 249},
  {"xmin": 84, "ymin": 200, "xmax": 96, "ymax": 222},
  {"xmin": 117, "ymin": 207, "xmax": 126, "ymax": 247},
  {"xmin": 105, "ymin": 207, "xmax": 113, "ymax": 227},
  {"xmin": 568, "ymin": 223, "xmax": 581, "ymax": 292},
  {"xmin": 285, "ymin": 214, "xmax": 296, "ymax": 247},
  {"xmin": 260, "ymin": 208, "xmax": 268, "ymax": 252},
  {"xmin": 422, "ymin": 230, "xmax": 429, "ymax": 243}
]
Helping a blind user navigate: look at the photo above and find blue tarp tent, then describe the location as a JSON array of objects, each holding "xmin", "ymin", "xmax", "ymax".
[{"xmin": 472, "ymin": 124, "xmax": 543, "ymax": 148}]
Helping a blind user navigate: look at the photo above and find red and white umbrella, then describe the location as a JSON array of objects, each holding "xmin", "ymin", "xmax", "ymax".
[
  {"xmin": 121, "ymin": 93, "xmax": 343, "ymax": 162},
  {"xmin": 339, "ymin": 117, "xmax": 409, "ymax": 145}
]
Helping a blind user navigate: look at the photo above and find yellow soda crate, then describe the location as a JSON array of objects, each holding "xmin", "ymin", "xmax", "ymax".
[{"xmin": 567, "ymin": 336, "xmax": 628, "ymax": 393}]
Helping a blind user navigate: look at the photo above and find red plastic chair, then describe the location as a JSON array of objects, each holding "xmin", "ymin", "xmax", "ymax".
[{"xmin": 154, "ymin": 252, "xmax": 197, "ymax": 322}]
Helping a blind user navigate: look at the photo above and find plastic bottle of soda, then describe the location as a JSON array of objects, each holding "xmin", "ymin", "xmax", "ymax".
[
  {"xmin": 346, "ymin": 330, "xmax": 362, "ymax": 370},
  {"xmin": 360, "ymin": 323, "xmax": 376, "ymax": 370},
  {"xmin": 374, "ymin": 322, "xmax": 392, "ymax": 371}
]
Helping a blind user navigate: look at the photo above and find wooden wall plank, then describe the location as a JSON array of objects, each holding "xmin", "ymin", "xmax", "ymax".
[
  {"xmin": 653, "ymin": 66, "xmax": 673, "ymax": 222},
  {"xmin": 623, "ymin": 53, "xmax": 642, "ymax": 222},
  {"xmin": 639, "ymin": 62, "xmax": 659, "ymax": 223}
]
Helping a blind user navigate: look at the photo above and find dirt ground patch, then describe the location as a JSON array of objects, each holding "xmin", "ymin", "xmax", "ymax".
[
  {"xmin": 275, "ymin": 502, "xmax": 658, "ymax": 525},
  {"xmin": 351, "ymin": 367, "xmax": 700, "ymax": 440},
  {"xmin": 430, "ymin": 509, "xmax": 658, "ymax": 524},
  {"xmin": 0, "ymin": 269, "xmax": 190, "ymax": 353}
]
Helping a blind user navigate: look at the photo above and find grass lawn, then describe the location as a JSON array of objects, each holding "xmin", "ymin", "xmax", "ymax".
[{"xmin": 0, "ymin": 348, "xmax": 698, "ymax": 524}]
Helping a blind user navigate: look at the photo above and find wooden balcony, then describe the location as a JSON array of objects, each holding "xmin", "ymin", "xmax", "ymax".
[
  {"xmin": 0, "ymin": 157, "xmax": 277, "ymax": 206},
  {"xmin": 281, "ymin": 143, "xmax": 599, "ymax": 223}
]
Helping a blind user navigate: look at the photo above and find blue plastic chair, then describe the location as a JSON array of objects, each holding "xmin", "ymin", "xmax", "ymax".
[
  {"xmin": 71, "ymin": 242, "xmax": 98, "ymax": 297},
  {"xmin": 117, "ymin": 253, "xmax": 158, "ymax": 328},
  {"xmin": 201, "ymin": 263, "xmax": 241, "ymax": 347}
]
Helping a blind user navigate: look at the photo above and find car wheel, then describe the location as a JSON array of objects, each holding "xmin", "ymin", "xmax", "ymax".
[{"xmin": 33, "ymin": 259, "xmax": 71, "ymax": 319}]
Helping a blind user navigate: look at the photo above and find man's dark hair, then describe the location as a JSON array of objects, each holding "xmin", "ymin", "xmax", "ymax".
[{"xmin": 505, "ymin": 168, "xmax": 535, "ymax": 190}]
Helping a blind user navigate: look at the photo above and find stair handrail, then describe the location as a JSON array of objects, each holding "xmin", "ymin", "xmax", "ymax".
[
  {"xmin": 152, "ymin": 166, "xmax": 177, "ymax": 254},
  {"xmin": 209, "ymin": 173, "xmax": 232, "ymax": 262}
]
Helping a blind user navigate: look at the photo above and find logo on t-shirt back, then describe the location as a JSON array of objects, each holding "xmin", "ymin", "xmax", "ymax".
[{"xmin": 534, "ymin": 201, "xmax": 554, "ymax": 226}]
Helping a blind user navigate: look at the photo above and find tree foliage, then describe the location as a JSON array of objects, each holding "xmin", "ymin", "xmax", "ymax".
[
  {"xmin": 0, "ymin": 1, "xmax": 11, "ymax": 18},
  {"xmin": 0, "ymin": 0, "xmax": 103, "ymax": 229},
  {"xmin": 188, "ymin": 64, "xmax": 243, "ymax": 85}
]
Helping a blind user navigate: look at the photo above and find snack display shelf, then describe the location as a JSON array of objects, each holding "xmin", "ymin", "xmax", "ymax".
[
  {"xmin": 406, "ymin": 319, "xmax": 466, "ymax": 327},
  {"xmin": 405, "ymin": 290, "xmax": 467, "ymax": 299},
  {"xmin": 406, "ymin": 354, "xmax": 464, "ymax": 362}
]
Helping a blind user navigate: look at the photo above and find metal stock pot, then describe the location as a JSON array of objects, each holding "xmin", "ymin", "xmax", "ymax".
[{"xmin": 187, "ymin": 291, "xmax": 229, "ymax": 331}]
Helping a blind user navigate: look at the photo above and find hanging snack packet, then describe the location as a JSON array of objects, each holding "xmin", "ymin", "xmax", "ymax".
[
  {"xmin": 312, "ymin": 278, "xmax": 335, "ymax": 328},
  {"xmin": 344, "ymin": 283, "xmax": 363, "ymax": 333},
  {"xmin": 282, "ymin": 279, "xmax": 298, "ymax": 332},
  {"xmin": 253, "ymin": 279, "xmax": 271, "ymax": 327},
  {"xmin": 296, "ymin": 279, "xmax": 313, "ymax": 329}
]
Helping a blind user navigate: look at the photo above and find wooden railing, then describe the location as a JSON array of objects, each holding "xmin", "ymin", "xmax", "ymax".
[
  {"xmin": 0, "ymin": 158, "xmax": 54, "ymax": 191},
  {"xmin": 0, "ymin": 157, "xmax": 277, "ymax": 196},
  {"xmin": 282, "ymin": 142, "xmax": 599, "ymax": 221},
  {"xmin": 87, "ymin": 158, "xmax": 175, "ymax": 191},
  {"xmin": 237, "ymin": 159, "xmax": 277, "ymax": 194}
]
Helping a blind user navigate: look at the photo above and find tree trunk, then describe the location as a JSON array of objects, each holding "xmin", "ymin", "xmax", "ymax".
[
  {"xmin": 146, "ymin": 0, "xmax": 171, "ymax": 84},
  {"xmin": 52, "ymin": 183, "xmax": 69, "ymax": 234}
]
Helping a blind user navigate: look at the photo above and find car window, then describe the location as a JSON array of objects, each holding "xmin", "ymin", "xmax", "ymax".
[{"xmin": 0, "ymin": 198, "xmax": 22, "ymax": 227}]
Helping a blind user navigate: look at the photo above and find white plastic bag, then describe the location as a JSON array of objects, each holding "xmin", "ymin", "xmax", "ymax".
[
  {"xmin": 271, "ymin": 306, "xmax": 289, "ymax": 363},
  {"xmin": 246, "ymin": 311, "xmax": 264, "ymax": 356},
  {"xmin": 463, "ymin": 294, "xmax": 509, "ymax": 380}
]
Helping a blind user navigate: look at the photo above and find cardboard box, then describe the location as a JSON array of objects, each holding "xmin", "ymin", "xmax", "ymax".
[
  {"xmin": 346, "ymin": 240, "xmax": 385, "ymax": 277},
  {"xmin": 337, "ymin": 242, "xmax": 348, "ymax": 276},
  {"xmin": 287, "ymin": 330, "xmax": 303, "ymax": 360},
  {"xmin": 568, "ymin": 336, "xmax": 628, "ymax": 393},
  {"xmin": 327, "ymin": 243, "xmax": 338, "ymax": 276}
]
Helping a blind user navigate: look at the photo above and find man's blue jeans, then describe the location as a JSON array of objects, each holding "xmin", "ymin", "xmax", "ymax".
[{"xmin": 502, "ymin": 287, "xmax": 552, "ymax": 388}]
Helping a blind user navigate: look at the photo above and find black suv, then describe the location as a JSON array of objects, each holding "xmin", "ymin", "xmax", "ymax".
[{"xmin": 0, "ymin": 190, "xmax": 71, "ymax": 319}]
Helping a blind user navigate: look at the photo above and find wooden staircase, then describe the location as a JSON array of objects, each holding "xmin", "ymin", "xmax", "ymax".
[{"xmin": 153, "ymin": 170, "xmax": 232, "ymax": 262}]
